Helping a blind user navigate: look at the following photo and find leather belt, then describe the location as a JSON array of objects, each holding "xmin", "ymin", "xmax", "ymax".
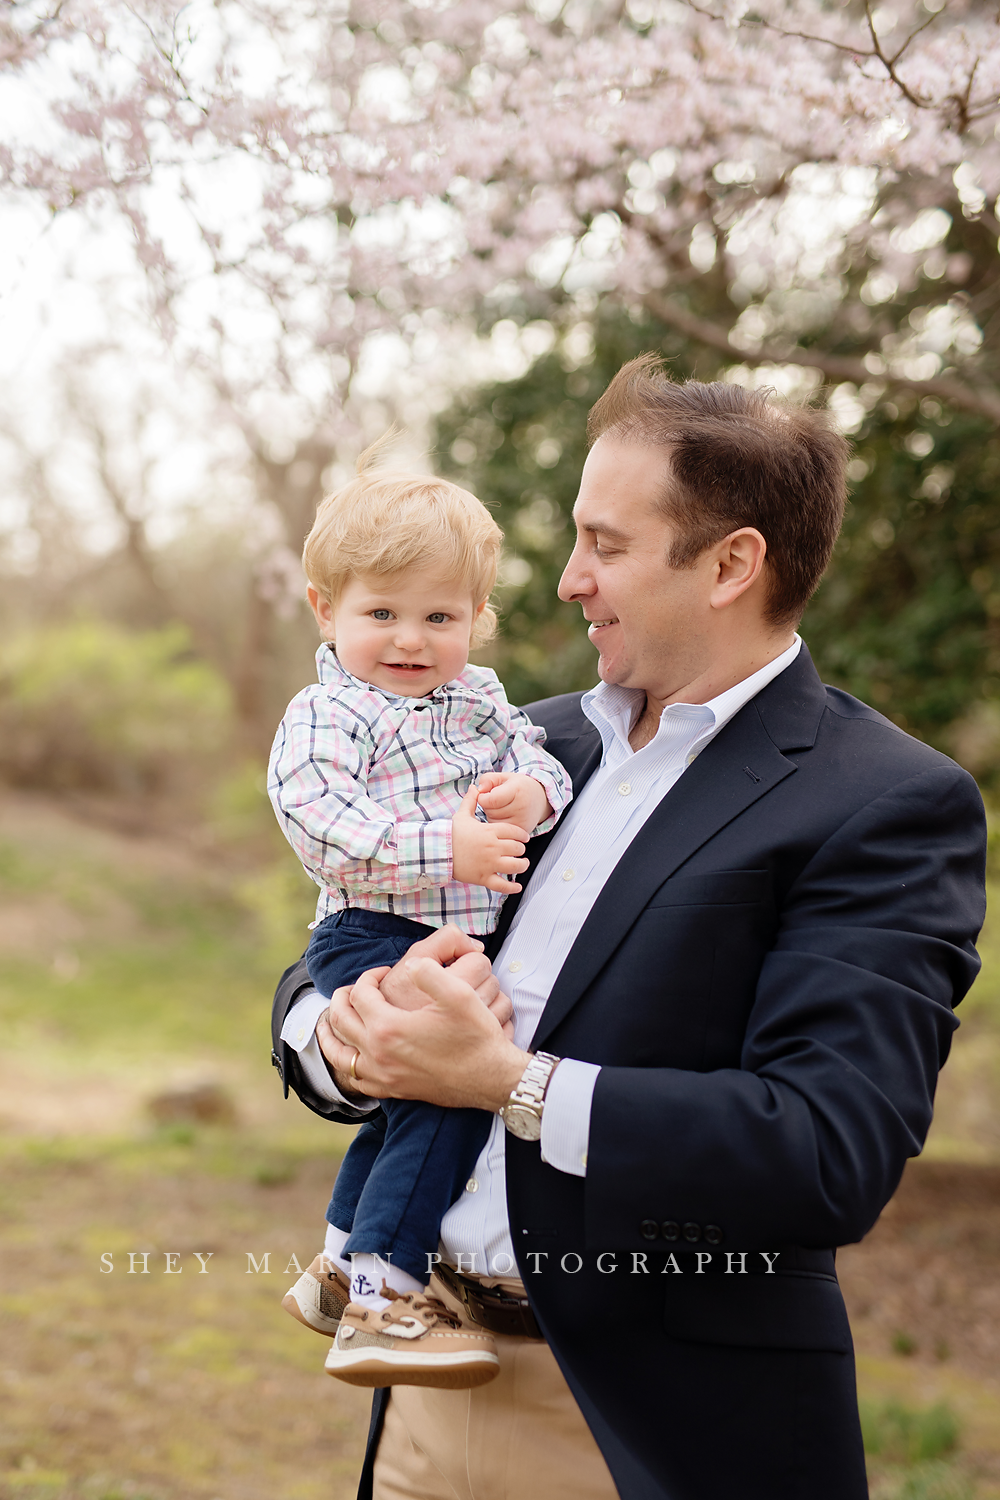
[{"xmin": 435, "ymin": 1262, "xmax": 544, "ymax": 1341}]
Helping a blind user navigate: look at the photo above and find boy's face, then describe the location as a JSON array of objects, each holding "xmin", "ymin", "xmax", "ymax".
[{"xmin": 309, "ymin": 571, "xmax": 485, "ymax": 696}]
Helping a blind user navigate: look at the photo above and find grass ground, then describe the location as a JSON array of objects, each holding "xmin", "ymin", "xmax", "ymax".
[
  {"xmin": 1, "ymin": 786, "xmax": 999, "ymax": 1500},
  {"xmin": 0, "ymin": 1132, "xmax": 371, "ymax": 1500}
]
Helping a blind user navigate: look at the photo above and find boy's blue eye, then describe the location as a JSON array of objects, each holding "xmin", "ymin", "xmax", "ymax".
[
  {"xmin": 427, "ymin": 613, "xmax": 448, "ymax": 624},
  {"xmin": 372, "ymin": 609, "xmax": 392, "ymax": 621}
]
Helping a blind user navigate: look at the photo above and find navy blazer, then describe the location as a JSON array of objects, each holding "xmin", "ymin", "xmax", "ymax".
[{"xmin": 271, "ymin": 647, "xmax": 986, "ymax": 1500}]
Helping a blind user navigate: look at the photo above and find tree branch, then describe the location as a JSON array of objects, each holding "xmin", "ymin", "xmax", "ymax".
[
  {"xmin": 642, "ymin": 293, "xmax": 1000, "ymax": 423},
  {"xmin": 681, "ymin": 0, "xmax": 869, "ymax": 59},
  {"xmin": 861, "ymin": 0, "xmax": 931, "ymax": 111},
  {"xmin": 680, "ymin": 0, "xmax": 960, "ymax": 117}
]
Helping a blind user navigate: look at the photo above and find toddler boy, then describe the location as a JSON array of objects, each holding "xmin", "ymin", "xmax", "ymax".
[{"xmin": 268, "ymin": 439, "xmax": 571, "ymax": 1389}]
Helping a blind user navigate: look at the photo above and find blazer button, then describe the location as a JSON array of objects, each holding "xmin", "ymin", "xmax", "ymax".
[
  {"xmin": 640, "ymin": 1219, "xmax": 659, "ymax": 1241},
  {"xmin": 682, "ymin": 1222, "xmax": 702, "ymax": 1243},
  {"xmin": 660, "ymin": 1221, "xmax": 680, "ymax": 1242},
  {"xmin": 705, "ymin": 1225, "xmax": 724, "ymax": 1245}
]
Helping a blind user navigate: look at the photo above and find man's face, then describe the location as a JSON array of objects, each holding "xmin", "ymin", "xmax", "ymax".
[{"xmin": 558, "ymin": 438, "xmax": 714, "ymax": 701}]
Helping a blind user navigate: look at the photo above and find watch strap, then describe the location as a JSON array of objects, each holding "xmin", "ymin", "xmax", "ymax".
[{"xmin": 499, "ymin": 1051, "xmax": 561, "ymax": 1135}]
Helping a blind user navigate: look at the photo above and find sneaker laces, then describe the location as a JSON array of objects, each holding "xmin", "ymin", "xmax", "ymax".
[{"xmin": 379, "ymin": 1284, "xmax": 465, "ymax": 1329}]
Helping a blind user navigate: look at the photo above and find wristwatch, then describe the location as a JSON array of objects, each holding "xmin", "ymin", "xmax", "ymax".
[{"xmin": 499, "ymin": 1052, "xmax": 561, "ymax": 1141}]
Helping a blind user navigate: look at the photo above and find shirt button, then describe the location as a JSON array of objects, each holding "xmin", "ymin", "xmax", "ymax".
[
  {"xmin": 509, "ymin": 960, "xmax": 523, "ymax": 973},
  {"xmin": 296, "ymin": 1028, "xmax": 305, "ymax": 1041},
  {"xmin": 618, "ymin": 782, "xmax": 631, "ymax": 795},
  {"xmin": 561, "ymin": 869, "xmax": 575, "ymax": 882},
  {"xmin": 686, "ymin": 753, "xmax": 697, "ymax": 767},
  {"xmin": 466, "ymin": 1178, "xmax": 479, "ymax": 1193}
]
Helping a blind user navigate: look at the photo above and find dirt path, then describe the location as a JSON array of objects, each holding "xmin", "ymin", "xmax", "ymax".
[
  {"xmin": 2, "ymin": 1144, "xmax": 999, "ymax": 1500},
  {"xmin": 0, "ymin": 1142, "xmax": 373, "ymax": 1500}
]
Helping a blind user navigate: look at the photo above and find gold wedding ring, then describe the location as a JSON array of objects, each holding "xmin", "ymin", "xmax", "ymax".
[{"xmin": 349, "ymin": 1049, "xmax": 360, "ymax": 1082}]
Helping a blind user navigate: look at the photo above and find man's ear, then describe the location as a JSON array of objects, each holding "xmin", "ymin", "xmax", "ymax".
[
  {"xmin": 307, "ymin": 584, "xmax": 336, "ymax": 638},
  {"xmin": 709, "ymin": 529, "xmax": 767, "ymax": 611}
]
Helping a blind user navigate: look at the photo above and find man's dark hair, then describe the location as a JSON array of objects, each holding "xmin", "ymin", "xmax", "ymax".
[{"xmin": 587, "ymin": 354, "xmax": 849, "ymax": 626}]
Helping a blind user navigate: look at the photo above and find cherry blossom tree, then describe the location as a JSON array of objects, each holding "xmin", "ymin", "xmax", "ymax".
[
  {"xmin": 2, "ymin": 0, "xmax": 999, "ymax": 422},
  {"xmin": 3, "ymin": 0, "xmax": 1000, "ymax": 755}
]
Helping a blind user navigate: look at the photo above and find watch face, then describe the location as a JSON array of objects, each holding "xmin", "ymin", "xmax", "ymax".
[{"xmin": 501, "ymin": 1105, "xmax": 542, "ymax": 1141}]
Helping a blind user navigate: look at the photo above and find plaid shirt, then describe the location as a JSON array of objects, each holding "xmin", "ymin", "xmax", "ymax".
[{"xmin": 268, "ymin": 645, "xmax": 572, "ymax": 934}]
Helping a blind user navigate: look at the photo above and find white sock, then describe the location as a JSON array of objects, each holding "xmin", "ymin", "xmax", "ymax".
[
  {"xmin": 322, "ymin": 1223, "xmax": 353, "ymax": 1279},
  {"xmin": 349, "ymin": 1253, "xmax": 425, "ymax": 1309}
]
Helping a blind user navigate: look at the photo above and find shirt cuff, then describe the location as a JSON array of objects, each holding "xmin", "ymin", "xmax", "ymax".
[
  {"xmin": 539, "ymin": 1058, "xmax": 601, "ymax": 1177},
  {"xmin": 280, "ymin": 992, "xmax": 380, "ymax": 1115},
  {"xmin": 392, "ymin": 817, "xmax": 454, "ymax": 888},
  {"xmin": 531, "ymin": 769, "xmax": 572, "ymax": 834}
]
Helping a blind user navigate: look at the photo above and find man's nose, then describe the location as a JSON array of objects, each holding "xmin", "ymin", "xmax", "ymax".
[{"xmin": 558, "ymin": 544, "xmax": 592, "ymax": 601}]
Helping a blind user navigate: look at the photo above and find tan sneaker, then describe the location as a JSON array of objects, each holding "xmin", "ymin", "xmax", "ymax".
[
  {"xmin": 324, "ymin": 1285, "xmax": 500, "ymax": 1389},
  {"xmin": 281, "ymin": 1255, "xmax": 351, "ymax": 1337}
]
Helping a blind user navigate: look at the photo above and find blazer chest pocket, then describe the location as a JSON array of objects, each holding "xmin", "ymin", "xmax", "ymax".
[
  {"xmin": 607, "ymin": 870, "xmax": 776, "ymax": 1070},
  {"xmin": 662, "ymin": 1272, "xmax": 852, "ymax": 1354},
  {"xmin": 647, "ymin": 869, "xmax": 771, "ymax": 909}
]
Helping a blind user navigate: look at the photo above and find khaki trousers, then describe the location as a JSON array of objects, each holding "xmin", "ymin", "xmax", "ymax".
[{"xmin": 372, "ymin": 1274, "xmax": 619, "ymax": 1500}]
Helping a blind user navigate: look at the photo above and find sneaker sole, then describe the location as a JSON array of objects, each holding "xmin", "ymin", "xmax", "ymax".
[
  {"xmin": 281, "ymin": 1287, "xmax": 344, "ymax": 1337},
  {"xmin": 325, "ymin": 1349, "xmax": 500, "ymax": 1389}
]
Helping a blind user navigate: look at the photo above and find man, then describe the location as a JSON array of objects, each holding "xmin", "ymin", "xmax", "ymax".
[{"xmin": 272, "ymin": 357, "xmax": 986, "ymax": 1500}]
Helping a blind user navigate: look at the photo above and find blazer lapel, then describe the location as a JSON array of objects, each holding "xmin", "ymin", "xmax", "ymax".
[{"xmin": 531, "ymin": 648, "xmax": 827, "ymax": 1048}]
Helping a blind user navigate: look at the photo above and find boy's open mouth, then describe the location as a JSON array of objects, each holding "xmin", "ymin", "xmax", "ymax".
[{"xmin": 383, "ymin": 662, "xmax": 430, "ymax": 672}]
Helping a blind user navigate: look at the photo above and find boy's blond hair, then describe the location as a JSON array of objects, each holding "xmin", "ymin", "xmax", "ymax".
[{"xmin": 303, "ymin": 433, "xmax": 503, "ymax": 648}]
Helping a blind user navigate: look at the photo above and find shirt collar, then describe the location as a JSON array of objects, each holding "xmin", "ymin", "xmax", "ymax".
[{"xmin": 582, "ymin": 636, "xmax": 802, "ymax": 760}]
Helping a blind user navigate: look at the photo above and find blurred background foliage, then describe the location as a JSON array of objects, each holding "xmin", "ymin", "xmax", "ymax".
[
  {"xmin": 4, "ymin": 172, "xmax": 1000, "ymax": 791},
  {"xmin": 2, "ymin": 302, "xmax": 1000, "ymax": 817},
  {"xmin": 0, "ymin": 622, "xmax": 232, "ymax": 804}
]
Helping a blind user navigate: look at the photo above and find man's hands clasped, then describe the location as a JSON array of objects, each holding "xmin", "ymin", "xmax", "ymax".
[{"xmin": 316, "ymin": 925, "xmax": 527, "ymax": 1112}]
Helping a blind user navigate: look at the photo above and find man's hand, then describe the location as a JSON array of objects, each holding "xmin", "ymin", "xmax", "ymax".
[
  {"xmin": 379, "ymin": 924, "xmax": 503, "ymax": 1016},
  {"xmin": 452, "ymin": 785, "xmax": 530, "ymax": 893},
  {"xmin": 317, "ymin": 953, "xmax": 527, "ymax": 1111},
  {"xmin": 475, "ymin": 772, "xmax": 552, "ymax": 835},
  {"xmin": 316, "ymin": 924, "xmax": 514, "ymax": 1099}
]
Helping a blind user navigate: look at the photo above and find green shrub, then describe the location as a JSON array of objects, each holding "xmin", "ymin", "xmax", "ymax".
[
  {"xmin": 870, "ymin": 1460, "xmax": 974, "ymax": 1500},
  {"xmin": 0, "ymin": 620, "xmax": 232, "ymax": 797},
  {"xmin": 861, "ymin": 1400, "xmax": 960, "ymax": 1464}
]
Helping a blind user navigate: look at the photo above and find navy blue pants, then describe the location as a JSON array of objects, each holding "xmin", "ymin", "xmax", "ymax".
[{"xmin": 307, "ymin": 908, "xmax": 493, "ymax": 1285}]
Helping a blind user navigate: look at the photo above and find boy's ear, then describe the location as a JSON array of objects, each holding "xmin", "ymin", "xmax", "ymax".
[
  {"xmin": 307, "ymin": 584, "xmax": 335, "ymax": 639},
  {"xmin": 474, "ymin": 599, "xmax": 487, "ymax": 618}
]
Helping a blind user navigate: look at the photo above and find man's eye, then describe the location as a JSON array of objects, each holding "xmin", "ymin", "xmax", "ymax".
[
  {"xmin": 372, "ymin": 609, "xmax": 392, "ymax": 621},
  {"xmin": 427, "ymin": 612, "xmax": 448, "ymax": 624}
]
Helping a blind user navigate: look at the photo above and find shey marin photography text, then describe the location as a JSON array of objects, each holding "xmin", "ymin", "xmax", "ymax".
[{"xmin": 98, "ymin": 1249, "xmax": 784, "ymax": 1278}]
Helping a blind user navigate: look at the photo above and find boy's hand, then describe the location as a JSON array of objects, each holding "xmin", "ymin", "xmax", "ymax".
[
  {"xmin": 452, "ymin": 785, "xmax": 530, "ymax": 894},
  {"xmin": 475, "ymin": 772, "xmax": 552, "ymax": 835}
]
